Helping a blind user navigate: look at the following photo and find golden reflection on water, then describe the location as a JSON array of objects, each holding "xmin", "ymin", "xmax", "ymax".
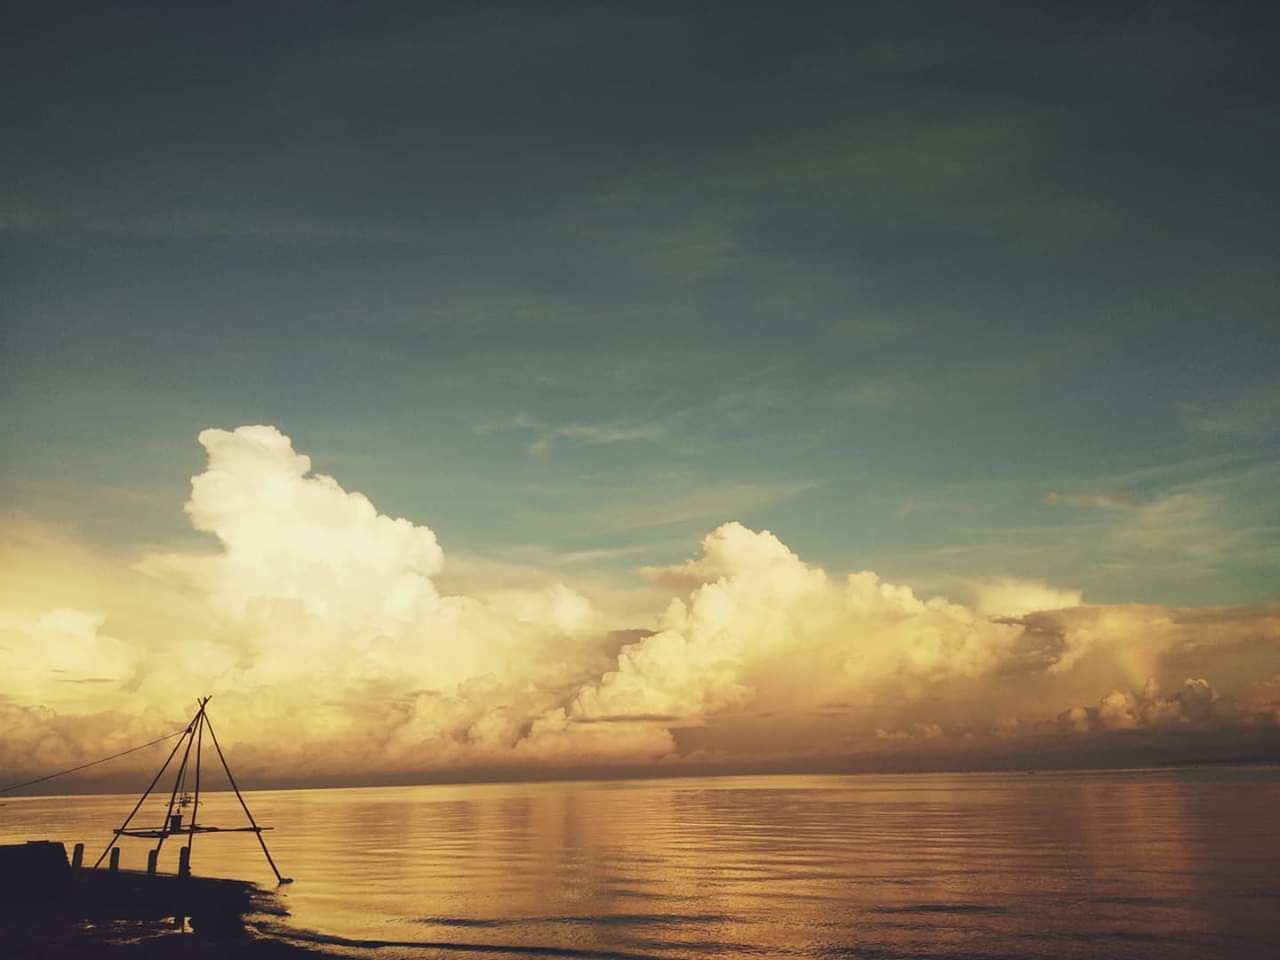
[{"xmin": 3, "ymin": 768, "xmax": 1279, "ymax": 958}]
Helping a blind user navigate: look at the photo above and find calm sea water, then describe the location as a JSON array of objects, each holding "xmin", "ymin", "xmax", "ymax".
[{"xmin": 3, "ymin": 768, "xmax": 1279, "ymax": 959}]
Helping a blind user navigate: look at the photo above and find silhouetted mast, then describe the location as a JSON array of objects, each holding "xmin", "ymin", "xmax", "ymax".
[{"xmin": 92, "ymin": 697, "xmax": 292, "ymax": 884}]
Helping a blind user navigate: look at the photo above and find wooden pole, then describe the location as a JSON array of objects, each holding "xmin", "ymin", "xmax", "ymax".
[
  {"xmin": 152, "ymin": 701, "xmax": 201, "ymax": 862},
  {"xmin": 185, "ymin": 698, "xmax": 207, "ymax": 866},
  {"xmin": 203, "ymin": 713, "xmax": 290, "ymax": 884},
  {"xmin": 92, "ymin": 705, "xmax": 201, "ymax": 869}
]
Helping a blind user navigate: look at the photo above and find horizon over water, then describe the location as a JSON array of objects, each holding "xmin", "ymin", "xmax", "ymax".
[{"xmin": 4, "ymin": 767, "xmax": 1279, "ymax": 959}]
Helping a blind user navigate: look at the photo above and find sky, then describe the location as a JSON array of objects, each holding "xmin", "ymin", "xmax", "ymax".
[{"xmin": 2, "ymin": 2, "xmax": 1278, "ymax": 790}]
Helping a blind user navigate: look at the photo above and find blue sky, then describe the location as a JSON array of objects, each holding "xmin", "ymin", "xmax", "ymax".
[
  {"xmin": 3, "ymin": 1, "xmax": 1277, "ymax": 606},
  {"xmin": 3, "ymin": 3, "xmax": 1280, "ymax": 784}
]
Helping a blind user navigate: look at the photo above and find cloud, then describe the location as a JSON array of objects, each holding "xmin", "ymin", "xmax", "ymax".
[
  {"xmin": 999, "ymin": 601, "xmax": 1280, "ymax": 680},
  {"xmin": 573, "ymin": 523, "xmax": 1037, "ymax": 725},
  {"xmin": 0, "ymin": 610, "xmax": 140, "ymax": 709},
  {"xmin": 54, "ymin": 425, "xmax": 626, "ymax": 779},
  {"xmin": 837, "ymin": 379, "xmax": 913, "ymax": 410},
  {"xmin": 0, "ymin": 701, "xmax": 179, "ymax": 784},
  {"xmin": 947, "ymin": 462, "xmax": 1278, "ymax": 602},
  {"xmin": 875, "ymin": 723, "xmax": 944, "ymax": 741},
  {"xmin": 1241, "ymin": 675, "xmax": 1280, "ymax": 726},
  {"xmin": 1043, "ymin": 490, "xmax": 1134, "ymax": 510},
  {"xmin": 180, "ymin": 424, "xmax": 445, "ymax": 626},
  {"xmin": 963, "ymin": 578, "xmax": 1083, "ymax": 618},
  {"xmin": 484, "ymin": 414, "xmax": 665, "ymax": 457},
  {"xmin": 529, "ymin": 424, "xmax": 664, "ymax": 458},
  {"xmin": 1181, "ymin": 382, "xmax": 1280, "ymax": 437},
  {"xmin": 583, "ymin": 478, "xmax": 817, "ymax": 536},
  {"xmin": 2, "ymin": 425, "xmax": 1278, "ymax": 788},
  {"xmin": 1056, "ymin": 677, "xmax": 1262, "ymax": 733}
]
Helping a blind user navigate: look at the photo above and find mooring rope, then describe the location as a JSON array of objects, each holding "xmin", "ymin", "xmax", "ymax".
[{"xmin": 0, "ymin": 728, "xmax": 188, "ymax": 795}]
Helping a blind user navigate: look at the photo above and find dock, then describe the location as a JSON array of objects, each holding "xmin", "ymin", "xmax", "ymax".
[{"xmin": 0, "ymin": 840, "xmax": 300, "ymax": 957}]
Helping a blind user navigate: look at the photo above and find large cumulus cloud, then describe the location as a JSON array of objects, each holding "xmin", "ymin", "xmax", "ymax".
[
  {"xmin": 569, "ymin": 523, "xmax": 1031, "ymax": 725},
  {"xmin": 2, "ymin": 425, "xmax": 1278, "ymax": 788}
]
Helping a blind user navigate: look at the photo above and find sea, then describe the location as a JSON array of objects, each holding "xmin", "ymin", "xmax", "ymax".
[{"xmin": 3, "ymin": 767, "xmax": 1279, "ymax": 959}]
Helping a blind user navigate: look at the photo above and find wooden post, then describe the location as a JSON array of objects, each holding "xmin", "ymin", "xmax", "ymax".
[
  {"xmin": 108, "ymin": 847, "xmax": 120, "ymax": 873},
  {"xmin": 147, "ymin": 849, "xmax": 158, "ymax": 875},
  {"xmin": 177, "ymin": 846, "xmax": 190, "ymax": 879},
  {"xmin": 71, "ymin": 842, "xmax": 84, "ymax": 874}
]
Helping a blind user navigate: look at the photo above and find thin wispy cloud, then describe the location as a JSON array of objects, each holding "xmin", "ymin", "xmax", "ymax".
[
  {"xmin": 480, "ymin": 415, "xmax": 666, "ymax": 457},
  {"xmin": 588, "ymin": 479, "xmax": 818, "ymax": 535},
  {"xmin": 1043, "ymin": 490, "xmax": 1135, "ymax": 510},
  {"xmin": 1181, "ymin": 382, "xmax": 1280, "ymax": 437},
  {"xmin": 529, "ymin": 423, "xmax": 665, "ymax": 457},
  {"xmin": 836, "ymin": 378, "xmax": 915, "ymax": 410}
]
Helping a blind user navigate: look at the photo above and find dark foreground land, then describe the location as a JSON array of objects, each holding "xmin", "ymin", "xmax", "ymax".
[{"xmin": 1, "ymin": 842, "xmax": 334, "ymax": 959}]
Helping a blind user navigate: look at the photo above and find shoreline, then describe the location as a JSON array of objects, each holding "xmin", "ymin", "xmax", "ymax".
[{"xmin": 0, "ymin": 842, "xmax": 336, "ymax": 958}]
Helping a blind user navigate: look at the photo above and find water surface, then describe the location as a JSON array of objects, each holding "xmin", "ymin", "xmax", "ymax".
[{"xmin": 3, "ymin": 768, "xmax": 1278, "ymax": 958}]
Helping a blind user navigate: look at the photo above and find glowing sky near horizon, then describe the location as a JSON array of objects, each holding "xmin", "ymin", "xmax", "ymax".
[{"xmin": 1, "ymin": 3, "xmax": 1278, "ymax": 784}]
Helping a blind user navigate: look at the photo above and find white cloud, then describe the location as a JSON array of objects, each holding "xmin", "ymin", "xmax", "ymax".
[
  {"xmin": 183, "ymin": 424, "xmax": 445, "ymax": 628},
  {"xmin": 1043, "ymin": 490, "xmax": 1133, "ymax": 510},
  {"xmin": 1058, "ymin": 677, "xmax": 1236, "ymax": 732},
  {"xmin": 0, "ymin": 609, "xmax": 140, "ymax": 709},
  {"xmin": 569, "ymin": 523, "xmax": 1030, "ymax": 726},
  {"xmin": 964, "ymin": 577, "xmax": 1083, "ymax": 618},
  {"xmin": 2, "ymin": 425, "xmax": 1277, "ymax": 785},
  {"xmin": 484, "ymin": 414, "xmax": 664, "ymax": 457}
]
